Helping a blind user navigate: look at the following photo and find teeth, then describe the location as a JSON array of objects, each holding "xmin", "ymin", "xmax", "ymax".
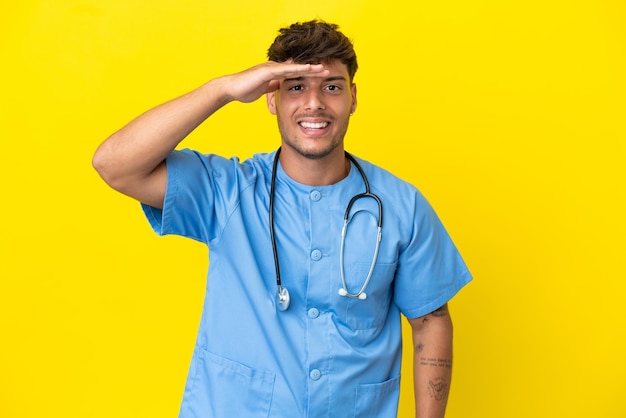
[{"xmin": 300, "ymin": 121, "xmax": 328, "ymax": 129}]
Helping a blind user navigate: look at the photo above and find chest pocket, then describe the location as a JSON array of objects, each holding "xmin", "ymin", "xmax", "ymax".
[{"xmin": 339, "ymin": 261, "xmax": 397, "ymax": 330}]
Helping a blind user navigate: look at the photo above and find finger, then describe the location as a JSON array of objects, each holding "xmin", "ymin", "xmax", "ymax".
[
  {"xmin": 269, "ymin": 62, "xmax": 329, "ymax": 78},
  {"xmin": 302, "ymin": 63, "xmax": 329, "ymax": 76},
  {"xmin": 265, "ymin": 79, "xmax": 280, "ymax": 93}
]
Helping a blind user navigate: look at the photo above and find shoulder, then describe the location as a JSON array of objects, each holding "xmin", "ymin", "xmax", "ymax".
[
  {"xmin": 167, "ymin": 149, "xmax": 276, "ymax": 183},
  {"xmin": 351, "ymin": 154, "xmax": 426, "ymax": 206},
  {"xmin": 349, "ymin": 154, "xmax": 439, "ymax": 237}
]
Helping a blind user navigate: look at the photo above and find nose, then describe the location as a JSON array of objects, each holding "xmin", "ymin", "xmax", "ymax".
[{"xmin": 304, "ymin": 89, "xmax": 325, "ymax": 111}]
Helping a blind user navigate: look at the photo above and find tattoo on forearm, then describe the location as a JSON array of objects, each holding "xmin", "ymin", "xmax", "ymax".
[
  {"xmin": 428, "ymin": 378, "xmax": 449, "ymax": 400},
  {"xmin": 419, "ymin": 356, "xmax": 452, "ymax": 369}
]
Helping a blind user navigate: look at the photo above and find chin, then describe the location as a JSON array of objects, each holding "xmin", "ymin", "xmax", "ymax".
[{"xmin": 288, "ymin": 141, "xmax": 342, "ymax": 160}]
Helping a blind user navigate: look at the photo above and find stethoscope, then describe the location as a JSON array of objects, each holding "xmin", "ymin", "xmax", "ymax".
[{"xmin": 269, "ymin": 148, "xmax": 383, "ymax": 311}]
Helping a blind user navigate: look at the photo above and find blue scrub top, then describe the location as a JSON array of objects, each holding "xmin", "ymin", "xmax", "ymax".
[{"xmin": 142, "ymin": 149, "xmax": 472, "ymax": 418}]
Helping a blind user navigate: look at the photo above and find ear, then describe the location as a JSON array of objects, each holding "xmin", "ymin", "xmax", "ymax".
[
  {"xmin": 266, "ymin": 91, "xmax": 277, "ymax": 115},
  {"xmin": 350, "ymin": 83, "xmax": 357, "ymax": 114}
]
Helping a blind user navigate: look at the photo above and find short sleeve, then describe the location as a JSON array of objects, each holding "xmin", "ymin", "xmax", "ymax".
[
  {"xmin": 393, "ymin": 192, "xmax": 472, "ymax": 319},
  {"xmin": 141, "ymin": 149, "xmax": 253, "ymax": 245}
]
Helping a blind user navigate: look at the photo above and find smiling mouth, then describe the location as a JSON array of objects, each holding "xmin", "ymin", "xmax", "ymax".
[{"xmin": 299, "ymin": 121, "xmax": 329, "ymax": 129}]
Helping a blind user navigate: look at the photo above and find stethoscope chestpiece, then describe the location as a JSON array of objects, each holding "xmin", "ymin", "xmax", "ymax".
[{"xmin": 277, "ymin": 286, "xmax": 290, "ymax": 311}]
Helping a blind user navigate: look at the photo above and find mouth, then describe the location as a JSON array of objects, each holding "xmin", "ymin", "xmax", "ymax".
[{"xmin": 298, "ymin": 121, "xmax": 330, "ymax": 130}]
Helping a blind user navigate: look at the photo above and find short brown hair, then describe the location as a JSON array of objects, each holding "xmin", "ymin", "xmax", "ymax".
[{"xmin": 267, "ymin": 20, "xmax": 358, "ymax": 81}]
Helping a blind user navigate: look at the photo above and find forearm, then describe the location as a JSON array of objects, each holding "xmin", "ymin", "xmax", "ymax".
[
  {"xmin": 93, "ymin": 77, "xmax": 232, "ymax": 188},
  {"xmin": 410, "ymin": 305, "xmax": 453, "ymax": 418},
  {"xmin": 93, "ymin": 61, "xmax": 327, "ymax": 206}
]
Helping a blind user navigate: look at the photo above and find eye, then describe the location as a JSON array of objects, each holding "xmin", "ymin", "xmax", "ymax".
[
  {"xmin": 326, "ymin": 84, "xmax": 341, "ymax": 92},
  {"xmin": 288, "ymin": 85, "xmax": 303, "ymax": 91}
]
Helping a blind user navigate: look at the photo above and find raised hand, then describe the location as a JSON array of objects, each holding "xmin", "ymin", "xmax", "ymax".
[{"xmin": 222, "ymin": 61, "xmax": 329, "ymax": 104}]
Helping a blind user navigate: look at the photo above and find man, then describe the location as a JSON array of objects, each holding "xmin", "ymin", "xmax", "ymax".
[{"xmin": 93, "ymin": 20, "xmax": 471, "ymax": 418}]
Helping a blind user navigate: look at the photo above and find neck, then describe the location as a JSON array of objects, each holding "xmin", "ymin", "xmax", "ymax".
[{"xmin": 278, "ymin": 146, "xmax": 350, "ymax": 186}]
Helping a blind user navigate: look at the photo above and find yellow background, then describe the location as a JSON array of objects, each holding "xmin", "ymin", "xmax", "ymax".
[{"xmin": 1, "ymin": 0, "xmax": 624, "ymax": 417}]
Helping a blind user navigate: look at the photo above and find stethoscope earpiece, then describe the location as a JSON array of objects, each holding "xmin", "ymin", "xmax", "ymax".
[{"xmin": 338, "ymin": 288, "xmax": 368, "ymax": 300}]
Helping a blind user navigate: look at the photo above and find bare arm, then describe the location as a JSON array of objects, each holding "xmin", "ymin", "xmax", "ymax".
[
  {"xmin": 92, "ymin": 62, "xmax": 329, "ymax": 208},
  {"xmin": 409, "ymin": 303, "xmax": 453, "ymax": 418}
]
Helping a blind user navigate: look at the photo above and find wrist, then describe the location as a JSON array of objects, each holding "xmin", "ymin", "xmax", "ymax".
[{"xmin": 200, "ymin": 76, "xmax": 236, "ymax": 108}]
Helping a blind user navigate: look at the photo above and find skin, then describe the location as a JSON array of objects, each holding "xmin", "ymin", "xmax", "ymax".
[
  {"xmin": 93, "ymin": 59, "xmax": 454, "ymax": 417},
  {"xmin": 92, "ymin": 61, "xmax": 331, "ymax": 207},
  {"xmin": 410, "ymin": 303, "xmax": 454, "ymax": 418},
  {"xmin": 266, "ymin": 59, "xmax": 357, "ymax": 185}
]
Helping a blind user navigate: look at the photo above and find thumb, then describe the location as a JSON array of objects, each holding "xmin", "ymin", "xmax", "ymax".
[{"xmin": 265, "ymin": 79, "xmax": 280, "ymax": 94}]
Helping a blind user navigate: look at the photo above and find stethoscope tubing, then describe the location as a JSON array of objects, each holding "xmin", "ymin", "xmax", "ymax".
[
  {"xmin": 270, "ymin": 148, "xmax": 383, "ymax": 310},
  {"xmin": 269, "ymin": 150, "xmax": 290, "ymax": 310}
]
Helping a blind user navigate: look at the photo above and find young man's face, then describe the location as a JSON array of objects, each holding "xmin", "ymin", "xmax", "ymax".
[{"xmin": 266, "ymin": 59, "xmax": 357, "ymax": 160}]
